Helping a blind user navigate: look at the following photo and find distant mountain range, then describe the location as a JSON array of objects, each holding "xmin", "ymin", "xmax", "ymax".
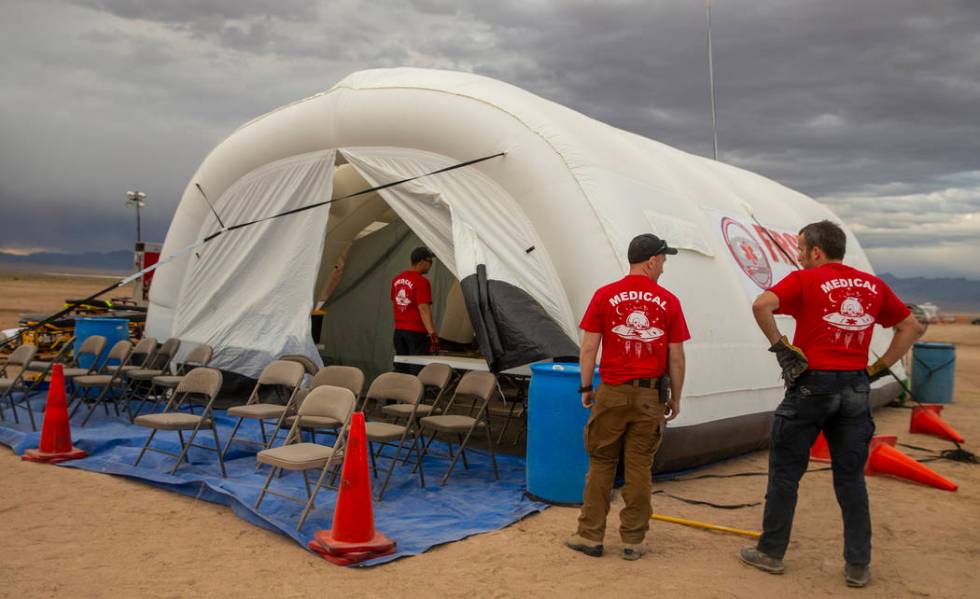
[
  {"xmin": 1, "ymin": 251, "xmax": 977, "ymax": 311},
  {"xmin": 879, "ymin": 273, "xmax": 980, "ymax": 313},
  {"xmin": 0, "ymin": 250, "xmax": 132, "ymax": 274}
]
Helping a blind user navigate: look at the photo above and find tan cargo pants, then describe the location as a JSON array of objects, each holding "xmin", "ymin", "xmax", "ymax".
[{"xmin": 576, "ymin": 381, "xmax": 665, "ymax": 544}]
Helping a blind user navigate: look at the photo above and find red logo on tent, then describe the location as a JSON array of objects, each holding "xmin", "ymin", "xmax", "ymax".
[{"xmin": 721, "ymin": 217, "xmax": 772, "ymax": 289}]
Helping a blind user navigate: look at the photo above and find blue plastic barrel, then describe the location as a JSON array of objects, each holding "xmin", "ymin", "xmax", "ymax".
[
  {"xmin": 911, "ymin": 342, "xmax": 956, "ymax": 404},
  {"xmin": 527, "ymin": 363, "xmax": 600, "ymax": 504},
  {"xmin": 74, "ymin": 317, "xmax": 129, "ymax": 370}
]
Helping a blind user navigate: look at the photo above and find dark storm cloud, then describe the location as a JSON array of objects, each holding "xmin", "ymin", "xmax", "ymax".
[{"xmin": 1, "ymin": 0, "xmax": 978, "ymax": 277}]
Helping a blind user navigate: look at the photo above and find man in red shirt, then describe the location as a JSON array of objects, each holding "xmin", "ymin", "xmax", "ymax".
[
  {"xmin": 391, "ymin": 246, "xmax": 439, "ymax": 374},
  {"xmin": 565, "ymin": 233, "xmax": 690, "ymax": 561},
  {"xmin": 739, "ymin": 220, "xmax": 923, "ymax": 588}
]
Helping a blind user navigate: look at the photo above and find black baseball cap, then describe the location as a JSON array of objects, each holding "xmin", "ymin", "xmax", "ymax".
[
  {"xmin": 628, "ymin": 233, "xmax": 677, "ymax": 264},
  {"xmin": 411, "ymin": 246, "xmax": 436, "ymax": 264}
]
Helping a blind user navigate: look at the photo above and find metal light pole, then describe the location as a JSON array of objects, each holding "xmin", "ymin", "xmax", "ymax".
[
  {"xmin": 126, "ymin": 190, "xmax": 147, "ymax": 243},
  {"xmin": 706, "ymin": 0, "xmax": 719, "ymax": 160}
]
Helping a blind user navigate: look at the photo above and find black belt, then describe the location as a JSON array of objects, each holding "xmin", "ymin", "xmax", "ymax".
[{"xmin": 624, "ymin": 377, "xmax": 658, "ymax": 389}]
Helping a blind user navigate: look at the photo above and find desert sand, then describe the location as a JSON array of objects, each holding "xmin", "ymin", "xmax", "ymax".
[{"xmin": 1, "ymin": 273, "xmax": 978, "ymax": 598}]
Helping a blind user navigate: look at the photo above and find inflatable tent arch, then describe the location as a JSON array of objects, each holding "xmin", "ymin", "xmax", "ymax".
[{"xmin": 147, "ymin": 67, "xmax": 904, "ymax": 470}]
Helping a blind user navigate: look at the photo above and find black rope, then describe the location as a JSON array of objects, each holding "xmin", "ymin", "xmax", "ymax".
[
  {"xmin": 652, "ymin": 490, "xmax": 760, "ymax": 510},
  {"xmin": 1, "ymin": 152, "xmax": 506, "ymax": 352},
  {"xmin": 898, "ymin": 442, "xmax": 979, "ymax": 464},
  {"xmin": 203, "ymin": 152, "xmax": 505, "ymax": 242}
]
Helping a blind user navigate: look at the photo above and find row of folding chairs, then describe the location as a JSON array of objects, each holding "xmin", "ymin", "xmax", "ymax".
[
  {"xmin": 0, "ymin": 335, "xmax": 214, "ymax": 431},
  {"xmin": 130, "ymin": 358, "xmax": 503, "ymax": 529}
]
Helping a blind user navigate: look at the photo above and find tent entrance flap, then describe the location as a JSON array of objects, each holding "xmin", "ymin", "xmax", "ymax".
[
  {"xmin": 339, "ymin": 147, "xmax": 578, "ymax": 370},
  {"xmin": 171, "ymin": 150, "xmax": 336, "ymax": 378},
  {"xmin": 462, "ymin": 264, "xmax": 578, "ymax": 372}
]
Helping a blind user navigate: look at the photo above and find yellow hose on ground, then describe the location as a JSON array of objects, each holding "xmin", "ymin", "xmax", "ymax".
[{"xmin": 651, "ymin": 513, "xmax": 761, "ymax": 539}]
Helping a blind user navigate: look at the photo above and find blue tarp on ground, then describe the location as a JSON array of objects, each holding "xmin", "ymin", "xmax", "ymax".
[{"xmin": 0, "ymin": 392, "xmax": 546, "ymax": 566}]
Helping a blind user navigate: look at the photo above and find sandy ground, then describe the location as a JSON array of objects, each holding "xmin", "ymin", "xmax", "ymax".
[
  {"xmin": 0, "ymin": 271, "xmax": 133, "ymax": 331},
  {"xmin": 1, "ymin": 277, "xmax": 979, "ymax": 598}
]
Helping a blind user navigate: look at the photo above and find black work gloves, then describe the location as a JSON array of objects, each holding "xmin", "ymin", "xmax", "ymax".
[{"xmin": 769, "ymin": 336, "xmax": 808, "ymax": 387}]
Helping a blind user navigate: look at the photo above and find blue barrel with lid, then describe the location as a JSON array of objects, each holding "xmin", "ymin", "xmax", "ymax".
[
  {"xmin": 911, "ymin": 342, "xmax": 956, "ymax": 404},
  {"xmin": 527, "ymin": 363, "xmax": 600, "ymax": 504},
  {"xmin": 74, "ymin": 317, "xmax": 129, "ymax": 370}
]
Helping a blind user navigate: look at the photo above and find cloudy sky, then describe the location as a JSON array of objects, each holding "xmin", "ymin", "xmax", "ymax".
[{"xmin": 1, "ymin": 0, "xmax": 978, "ymax": 278}]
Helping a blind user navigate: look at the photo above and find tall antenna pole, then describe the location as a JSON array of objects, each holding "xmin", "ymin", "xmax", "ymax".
[{"xmin": 706, "ymin": 0, "xmax": 719, "ymax": 160}]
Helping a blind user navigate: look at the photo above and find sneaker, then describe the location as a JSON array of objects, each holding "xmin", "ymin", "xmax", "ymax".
[
  {"xmin": 844, "ymin": 563, "xmax": 870, "ymax": 588},
  {"xmin": 565, "ymin": 533, "xmax": 603, "ymax": 557},
  {"xmin": 738, "ymin": 546, "xmax": 785, "ymax": 574},
  {"xmin": 622, "ymin": 543, "xmax": 646, "ymax": 561}
]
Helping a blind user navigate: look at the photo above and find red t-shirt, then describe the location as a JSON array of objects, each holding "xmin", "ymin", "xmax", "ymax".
[
  {"xmin": 580, "ymin": 275, "xmax": 691, "ymax": 385},
  {"xmin": 391, "ymin": 270, "xmax": 432, "ymax": 332},
  {"xmin": 769, "ymin": 263, "xmax": 910, "ymax": 370}
]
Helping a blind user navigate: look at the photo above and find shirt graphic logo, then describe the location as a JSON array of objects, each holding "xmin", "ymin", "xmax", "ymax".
[
  {"xmin": 611, "ymin": 310, "xmax": 665, "ymax": 342},
  {"xmin": 823, "ymin": 296, "xmax": 874, "ymax": 332},
  {"xmin": 822, "ymin": 288, "xmax": 876, "ymax": 347},
  {"xmin": 395, "ymin": 288, "xmax": 411, "ymax": 309},
  {"xmin": 721, "ymin": 217, "xmax": 773, "ymax": 289}
]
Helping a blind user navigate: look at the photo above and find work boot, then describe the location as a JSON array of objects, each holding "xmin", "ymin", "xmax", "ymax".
[
  {"xmin": 565, "ymin": 533, "xmax": 603, "ymax": 557},
  {"xmin": 844, "ymin": 563, "xmax": 870, "ymax": 588},
  {"xmin": 622, "ymin": 543, "xmax": 646, "ymax": 561},
  {"xmin": 738, "ymin": 546, "xmax": 785, "ymax": 574}
]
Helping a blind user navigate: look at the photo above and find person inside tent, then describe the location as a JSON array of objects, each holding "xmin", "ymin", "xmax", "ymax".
[
  {"xmin": 739, "ymin": 220, "xmax": 923, "ymax": 588},
  {"xmin": 391, "ymin": 246, "xmax": 439, "ymax": 374},
  {"xmin": 565, "ymin": 233, "xmax": 689, "ymax": 561}
]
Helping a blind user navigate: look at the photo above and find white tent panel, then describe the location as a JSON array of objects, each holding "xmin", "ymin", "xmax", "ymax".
[{"xmin": 170, "ymin": 150, "xmax": 335, "ymax": 377}]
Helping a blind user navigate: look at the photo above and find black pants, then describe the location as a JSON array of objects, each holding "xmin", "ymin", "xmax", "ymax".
[
  {"xmin": 757, "ymin": 370, "xmax": 875, "ymax": 565},
  {"xmin": 393, "ymin": 329, "xmax": 430, "ymax": 375}
]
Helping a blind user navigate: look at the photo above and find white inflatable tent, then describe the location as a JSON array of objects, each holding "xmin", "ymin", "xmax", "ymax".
[{"xmin": 147, "ymin": 67, "xmax": 903, "ymax": 470}]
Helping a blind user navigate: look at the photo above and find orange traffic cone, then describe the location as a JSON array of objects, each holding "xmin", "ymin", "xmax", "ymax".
[
  {"xmin": 308, "ymin": 412, "xmax": 395, "ymax": 565},
  {"xmin": 22, "ymin": 364, "xmax": 87, "ymax": 464},
  {"xmin": 810, "ymin": 432, "xmax": 831, "ymax": 462},
  {"xmin": 910, "ymin": 404, "xmax": 965, "ymax": 444},
  {"xmin": 865, "ymin": 442, "xmax": 957, "ymax": 492}
]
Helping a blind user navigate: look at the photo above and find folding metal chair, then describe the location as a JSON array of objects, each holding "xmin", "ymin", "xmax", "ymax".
[
  {"xmin": 52, "ymin": 335, "xmax": 107, "ymax": 384},
  {"xmin": 69, "ymin": 340, "xmax": 133, "ymax": 425},
  {"xmin": 117, "ymin": 336, "xmax": 158, "ymax": 378},
  {"xmin": 383, "ymin": 362, "xmax": 452, "ymax": 424},
  {"xmin": 133, "ymin": 368, "xmax": 227, "ymax": 477},
  {"xmin": 280, "ymin": 354, "xmax": 319, "ymax": 377},
  {"xmin": 0, "ymin": 344, "xmax": 39, "ymax": 429},
  {"xmin": 22, "ymin": 335, "xmax": 75, "ymax": 396},
  {"xmin": 120, "ymin": 337, "xmax": 181, "ymax": 419},
  {"xmin": 254, "ymin": 385, "xmax": 356, "ymax": 529},
  {"xmin": 137, "ymin": 343, "xmax": 213, "ymax": 416},
  {"xmin": 221, "ymin": 360, "xmax": 305, "ymax": 460},
  {"xmin": 416, "ymin": 371, "xmax": 500, "ymax": 486},
  {"xmin": 281, "ymin": 365, "xmax": 365, "ymax": 443},
  {"xmin": 489, "ymin": 374, "xmax": 529, "ymax": 445},
  {"xmin": 363, "ymin": 372, "xmax": 426, "ymax": 500}
]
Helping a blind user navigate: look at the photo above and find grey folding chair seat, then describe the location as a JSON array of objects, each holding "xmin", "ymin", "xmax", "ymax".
[
  {"xmin": 221, "ymin": 360, "xmax": 305, "ymax": 460},
  {"xmin": 25, "ymin": 336, "xmax": 75, "ymax": 374},
  {"xmin": 69, "ymin": 340, "xmax": 133, "ymax": 426},
  {"xmin": 123, "ymin": 337, "xmax": 181, "ymax": 382},
  {"xmin": 0, "ymin": 344, "xmax": 39, "ymax": 430},
  {"xmin": 134, "ymin": 368, "xmax": 226, "ymax": 477},
  {"xmin": 118, "ymin": 337, "xmax": 158, "ymax": 374},
  {"xmin": 383, "ymin": 362, "xmax": 453, "ymax": 421},
  {"xmin": 128, "ymin": 340, "xmax": 208, "ymax": 420},
  {"xmin": 57, "ymin": 336, "xmax": 107, "ymax": 381},
  {"xmin": 151, "ymin": 375, "xmax": 185, "ymax": 388},
  {"xmin": 362, "ymin": 372, "xmax": 426, "ymax": 500},
  {"xmin": 254, "ymin": 385, "xmax": 356, "ymax": 530},
  {"xmin": 282, "ymin": 365, "xmax": 365, "ymax": 439},
  {"xmin": 148, "ymin": 343, "xmax": 213, "ymax": 389},
  {"xmin": 417, "ymin": 370, "xmax": 500, "ymax": 486}
]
